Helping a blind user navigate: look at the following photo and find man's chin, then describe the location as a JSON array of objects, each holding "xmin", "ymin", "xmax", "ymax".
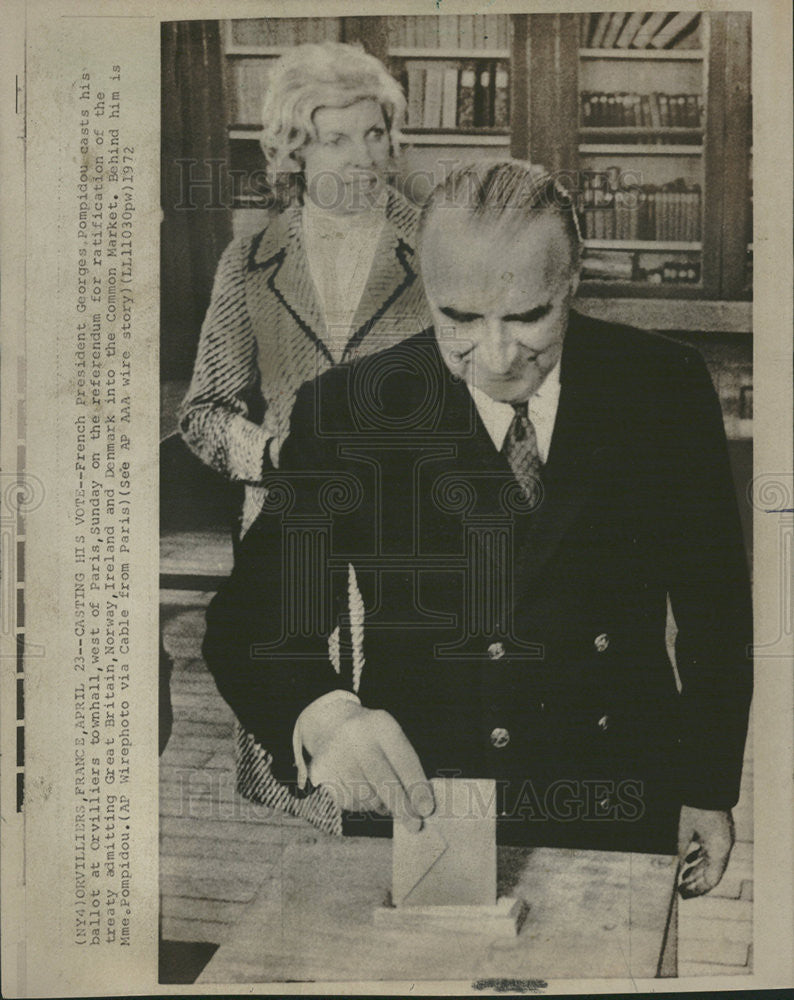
[{"xmin": 474, "ymin": 379, "xmax": 535, "ymax": 404}]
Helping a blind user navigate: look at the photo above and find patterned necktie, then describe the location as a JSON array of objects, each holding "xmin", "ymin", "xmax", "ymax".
[{"xmin": 502, "ymin": 401, "xmax": 542, "ymax": 507}]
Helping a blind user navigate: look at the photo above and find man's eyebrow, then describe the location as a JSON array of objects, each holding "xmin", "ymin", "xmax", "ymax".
[
  {"xmin": 438, "ymin": 305, "xmax": 483, "ymax": 323},
  {"xmin": 503, "ymin": 303, "xmax": 553, "ymax": 323}
]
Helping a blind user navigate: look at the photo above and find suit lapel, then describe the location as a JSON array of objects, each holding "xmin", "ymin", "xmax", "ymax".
[
  {"xmin": 262, "ymin": 205, "xmax": 335, "ymax": 365},
  {"xmin": 511, "ymin": 315, "xmax": 612, "ymax": 594},
  {"xmin": 343, "ymin": 190, "xmax": 420, "ymax": 359}
]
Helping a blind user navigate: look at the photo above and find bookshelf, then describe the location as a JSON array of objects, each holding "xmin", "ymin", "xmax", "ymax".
[
  {"xmin": 220, "ymin": 12, "xmax": 752, "ymax": 315},
  {"xmin": 519, "ymin": 11, "xmax": 752, "ymax": 305}
]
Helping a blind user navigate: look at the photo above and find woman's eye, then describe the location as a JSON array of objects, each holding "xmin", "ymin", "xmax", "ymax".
[{"xmin": 369, "ymin": 128, "xmax": 386, "ymax": 140}]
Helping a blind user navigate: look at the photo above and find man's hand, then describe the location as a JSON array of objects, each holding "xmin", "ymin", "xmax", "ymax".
[
  {"xmin": 677, "ymin": 805, "xmax": 735, "ymax": 898},
  {"xmin": 300, "ymin": 698, "xmax": 435, "ymax": 833}
]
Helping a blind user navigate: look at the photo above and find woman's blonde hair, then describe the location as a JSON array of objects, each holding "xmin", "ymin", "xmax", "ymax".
[{"xmin": 260, "ymin": 41, "xmax": 406, "ymax": 186}]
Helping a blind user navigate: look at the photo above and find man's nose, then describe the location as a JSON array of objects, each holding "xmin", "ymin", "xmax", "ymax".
[{"xmin": 478, "ymin": 318, "xmax": 517, "ymax": 374}]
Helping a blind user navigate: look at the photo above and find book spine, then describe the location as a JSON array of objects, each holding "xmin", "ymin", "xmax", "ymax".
[
  {"xmin": 658, "ymin": 93, "xmax": 670, "ymax": 127},
  {"xmin": 474, "ymin": 60, "xmax": 492, "ymax": 127},
  {"xmin": 597, "ymin": 93, "xmax": 608, "ymax": 127},
  {"xmin": 441, "ymin": 65, "xmax": 459, "ymax": 128},
  {"xmin": 439, "ymin": 16, "xmax": 458, "ymax": 50},
  {"xmin": 473, "ymin": 14, "xmax": 486, "ymax": 49},
  {"xmin": 632, "ymin": 11, "xmax": 668, "ymax": 49},
  {"xmin": 496, "ymin": 15, "xmax": 509, "ymax": 50},
  {"xmin": 406, "ymin": 64, "xmax": 425, "ymax": 128},
  {"xmin": 388, "ymin": 17, "xmax": 403, "ymax": 49},
  {"xmin": 602, "ymin": 12, "xmax": 627, "ymax": 49},
  {"xmin": 423, "ymin": 64, "xmax": 444, "ymax": 127},
  {"xmin": 649, "ymin": 12, "xmax": 701, "ymax": 49},
  {"xmin": 616, "ymin": 12, "xmax": 645, "ymax": 48},
  {"xmin": 421, "ymin": 16, "xmax": 439, "ymax": 48},
  {"xmin": 686, "ymin": 94, "xmax": 698, "ymax": 129},
  {"xmin": 484, "ymin": 14, "xmax": 499, "ymax": 49},
  {"xmin": 581, "ymin": 91, "xmax": 592, "ymax": 127},
  {"xmin": 457, "ymin": 63, "xmax": 477, "ymax": 127},
  {"xmin": 458, "ymin": 15, "xmax": 474, "ymax": 50},
  {"xmin": 493, "ymin": 62, "xmax": 510, "ymax": 129},
  {"xmin": 607, "ymin": 93, "xmax": 618, "ymax": 128},
  {"xmin": 590, "ymin": 13, "xmax": 611, "ymax": 48}
]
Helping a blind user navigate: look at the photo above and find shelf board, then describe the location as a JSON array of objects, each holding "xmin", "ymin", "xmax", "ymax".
[
  {"xmin": 580, "ymin": 279, "xmax": 704, "ymax": 297},
  {"xmin": 390, "ymin": 48, "xmax": 511, "ymax": 60},
  {"xmin": 575, "ymin": 296, "xmax": 752, "ymax": 333},
  {"xmin": 579, "ymin": 48, "xmax": 705, "ymax": 61},
  {"xmin": 229, "ymin": 128, "xmax": 263, "ymax": 141},
  {"xmin": 579, "ymin": 144, "xmax": 704, "ymax": 156},
  {"xmin": 403, "ymin": 130, "xmax": 510, "ymax": 147},
  {"xmin": 585, "ymin": 240, "xmax": 702, "ymax": 252},
  {"xmin": 226, "ymin": 46, "xmax": 284, "ymax": 57},
  {"xmin": 579, "ymin": 127, "xmax": 703, "ymax": 137}
]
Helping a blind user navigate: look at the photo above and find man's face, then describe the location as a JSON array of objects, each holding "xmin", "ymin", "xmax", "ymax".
[
  {"xmin": 302, "ymin": 99, "xmax": 390, "ymax": 215},
  {"xmin": 421, "ymin": 210, "xmax": 579, "ymax": 402}
]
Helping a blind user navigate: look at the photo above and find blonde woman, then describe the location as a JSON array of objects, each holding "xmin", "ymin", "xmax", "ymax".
[
  {"xmin": 181, "ymin": 41, "xmax": 431, "ymax": 538},
  {"xmin": 180, "ymin": 41, "xmax": 431, "ymax": 819}
]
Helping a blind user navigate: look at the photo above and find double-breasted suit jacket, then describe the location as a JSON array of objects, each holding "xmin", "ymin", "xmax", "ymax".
[
  {"xmin": 180, "ymin": 185, "xmax": 432, "ymax": 536},
  {"xmin": 204, "ymin": 312, "xmax": 753, "ymax": 853}
]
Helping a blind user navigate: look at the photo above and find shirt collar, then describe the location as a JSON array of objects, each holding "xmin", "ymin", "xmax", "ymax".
[{"xmin": 466, "ymin": 359, "xmax": 562, "ymax": 452}]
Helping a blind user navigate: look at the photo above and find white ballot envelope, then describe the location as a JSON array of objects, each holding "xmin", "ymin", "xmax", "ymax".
[{"xmin": 392, "ymin": 777, "xmax": 497, "ymax": 907}]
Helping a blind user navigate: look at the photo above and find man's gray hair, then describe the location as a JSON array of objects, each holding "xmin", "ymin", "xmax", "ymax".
[{"xmin": 419, "ymin": 159, "xmax": 583, "ymax": 264}]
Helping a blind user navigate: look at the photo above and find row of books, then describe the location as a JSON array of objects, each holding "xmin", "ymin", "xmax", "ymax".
[
  {"xmin": 388, "ymin": 14, "xmax": 510, "ymax": 51},
  {"xmin": 582, "ymin": 250, "xmax": 702, "ymax": 284},
  {"xmin": 581, "ymin": 91, "xmax": 704, "ymax": 130},
  {"xmin": 579, "ymin": 179, "xmax": 703, "ymax": 242},
  {"xmin": 229, "ymin": 17, "xmax": 340, "ymax": 48},
  {"xmin": 403, "ymin": 60, "xmax": 509, "ymax": 130},
  {"xmin": 582, "ymin": 11, "xmax": 701, "ymax": 50}
]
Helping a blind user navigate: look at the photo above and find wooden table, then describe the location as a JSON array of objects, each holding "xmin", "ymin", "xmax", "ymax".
[{"xmin": 197, "ymin": 837, "xmax": 678, "ymax": 985}]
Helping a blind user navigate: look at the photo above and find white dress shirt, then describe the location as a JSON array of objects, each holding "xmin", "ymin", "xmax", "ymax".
[
  {"xmin": 302, "ymin": 193, "xmax": 387, "ymax": 362},
  {"xmin": 466, "ymin": 358, "xmax": 562, "ymax": 464}
]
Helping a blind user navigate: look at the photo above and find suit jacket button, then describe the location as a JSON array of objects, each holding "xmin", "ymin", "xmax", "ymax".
[
  {"xmin": 597, "ymin": 714, "xmax": 609, "ymax": 731},
  {"xmin": 490, "ymin": 727, "xmax": 510, "ymax": 749},
  {"xmin": 594, "ymin": 633, "xmax": 610, "ymax": 653},
  {"xmin": 487, "ymin": 641, "xmax": 506, "ymax": 661}
]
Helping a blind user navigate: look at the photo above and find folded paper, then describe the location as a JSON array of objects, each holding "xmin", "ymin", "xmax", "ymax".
[{"xmin": 392, "ymin": 777, "xmax": 497, "ymax": 907}]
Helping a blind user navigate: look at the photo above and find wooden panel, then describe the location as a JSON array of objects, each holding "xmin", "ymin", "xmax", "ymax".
[
  {"xmin": 526, "ymin": 14, "xmax": 579, "ymax": 173},
  {"xmin": 575, "ymin": 296, "xmax": 752, "ymax": 333},
  {"xmin": 702, "ymin": 13, "xmax": 728, "ymax": 298},
  {"xmin": 720, "ymin": 12, "xmax": 752, "ymax": 297},
  {"xmin": 161, "ymin": 21, "xmax": 233, "ymax": 380},
  {"xmin": 509, "ymin": 14, "xmax": 530, "ymax": 160}
]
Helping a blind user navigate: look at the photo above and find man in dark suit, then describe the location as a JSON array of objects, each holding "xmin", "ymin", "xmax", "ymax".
[{"xmin": 204, "ymin": 161, "xmax": 752, "ymax": 896}]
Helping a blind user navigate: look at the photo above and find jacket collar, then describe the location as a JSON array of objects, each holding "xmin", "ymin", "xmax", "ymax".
[{"xmin": 247, "ymin": 186, "xmax": 421, "ymax": 365}]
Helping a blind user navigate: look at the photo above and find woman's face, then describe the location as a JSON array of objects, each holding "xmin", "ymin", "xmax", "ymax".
[{"xmin": 302, "ymin": 98, "xmax": 391, "ymax": 215}]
